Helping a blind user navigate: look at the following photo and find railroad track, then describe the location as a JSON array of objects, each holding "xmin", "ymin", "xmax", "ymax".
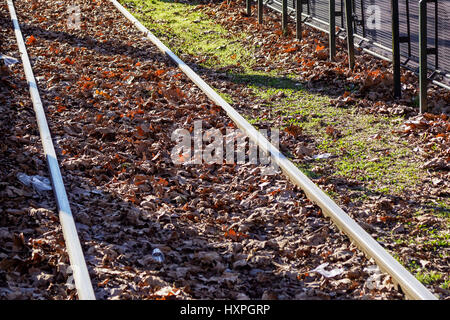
[{"xmin": 2, "ymin": 0, "xmax": 437, "ymax": 300}]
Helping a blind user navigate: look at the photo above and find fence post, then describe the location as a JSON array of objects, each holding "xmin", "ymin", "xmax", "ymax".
[
  {"xmin": 406, "ymin": 0, "xmax": 412, "ymax": 58},
  {"xmin": 258, "ymin": 0, "xmax": 263, "ymax": 24},
  {"xmin": 434, "ymin": 0, "xmax": 438, "ymax": 68},
  {"xmin": 329, "ymin": 0, "xmax": 336, "ymax": 61},
  {"xmin": 296, "ymin": 0, "xmax": 303, "ymax": 40},
  {"xmin": 246, "ymin": 0, "xmax": 252, "ymax": 16},
  {"xmin": 344, "ymin": 0, "xmax": 355, "ymax": 69},
  {"xmin": 282, "ymin": 0, "xmax": 288, "ymax": 33},
  {"xmin": 359, "ymin": 0, "xmax": 366, "ymax": 38},
  {"xmin": 392, "ymin": 0, "xmax": 402, "ymax": 99},
  {"xmin": 419, "ymin": 0, "xmax": 428, "ymax": 113}
]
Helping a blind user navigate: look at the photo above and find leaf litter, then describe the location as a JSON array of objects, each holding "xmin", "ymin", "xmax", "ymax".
[{"xmin": 1, "ymin": 0, "xmax": 435, "ymax": 300}]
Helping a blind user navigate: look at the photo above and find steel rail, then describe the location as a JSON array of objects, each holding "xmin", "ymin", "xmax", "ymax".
[
  {"xmin": 6, "ymin": 0, "xmax": 96, "ymax": 300},
  {"xmin": 110, "ymin": 0, "xmax": 437, "ymax": 300}
]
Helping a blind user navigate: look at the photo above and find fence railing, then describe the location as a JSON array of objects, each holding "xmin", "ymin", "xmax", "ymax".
[{"xmin": 245, "ymin": 0, "xmax": 450, "ymax": 112}]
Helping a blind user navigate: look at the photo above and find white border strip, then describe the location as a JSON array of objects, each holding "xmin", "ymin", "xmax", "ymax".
[
  {"xmin": 7, "ymin": 0, "xmax": 95, "ymax": 300},
  {"xmin": 110, "ymin": 0, "xmax": 437, "ymax": 300}
]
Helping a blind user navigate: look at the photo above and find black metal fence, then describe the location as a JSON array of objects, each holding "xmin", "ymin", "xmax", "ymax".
[{"xmin": 246, "ymin": 0, "xmax": 450, "ymax": 112}]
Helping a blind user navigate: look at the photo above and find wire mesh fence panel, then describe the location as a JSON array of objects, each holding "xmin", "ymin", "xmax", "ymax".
[{"xmin": 266, "ymin": 0, "xmax": 450, "ymax": 78}]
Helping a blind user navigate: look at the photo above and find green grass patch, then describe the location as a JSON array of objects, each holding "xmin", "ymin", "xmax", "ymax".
[
  {"xmin": 248, "ymin": 84, "xmax": 422, "ymax": 195},
  {"xmin": 415, "ymin": 271, "xmax": 443, "ymax": 285},
  {"xmin": 121, "ymin": 0, "xmax": 254, "ymax": 69},
  {"xmin": 425, "ymin": 200, "xmax": 450, "ymax": 219}
]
